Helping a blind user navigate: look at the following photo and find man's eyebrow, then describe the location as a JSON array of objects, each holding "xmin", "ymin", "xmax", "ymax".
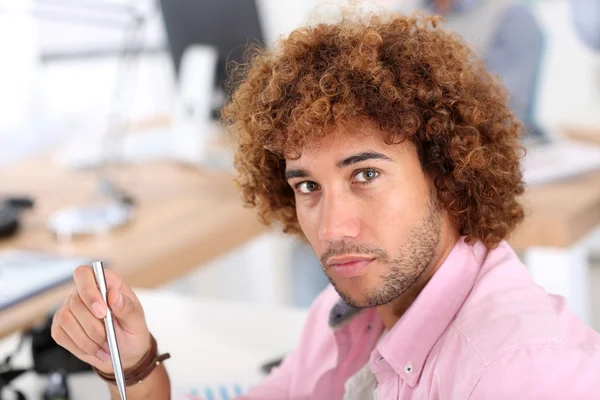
[
  {"xmin": 284, "ymin": 152, "xmax": 392, "ymax": 180},
  {"xmin": 284, "ymin": 169, "xmax": 310, "ymax": 181},
  {"xmin": 337, "ymin": 151, "xmax": 393, "ymax": 168}
]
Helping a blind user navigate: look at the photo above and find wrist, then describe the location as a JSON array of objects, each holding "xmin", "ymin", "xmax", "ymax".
[
  {"xmin": 94, "ymin": 333, "xmax": 171, "ymax": 386},
  {"xmin": 95, "ymin": 332, "xmax": 152, "ymax": 375},
  {"xmin": 123, "ymin": 332, "xmax": 153, "ymax": 370}
]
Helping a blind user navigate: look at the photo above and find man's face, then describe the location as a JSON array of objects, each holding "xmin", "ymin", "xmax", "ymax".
[{"xmin": 285, "ymin": 122, "xmax": 443, "ymax": 308}]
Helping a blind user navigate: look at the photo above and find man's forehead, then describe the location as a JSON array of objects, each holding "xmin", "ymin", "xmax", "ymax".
[{"xmin": 284, "ymin": 124, "xmax": 381, "ymax": 163}]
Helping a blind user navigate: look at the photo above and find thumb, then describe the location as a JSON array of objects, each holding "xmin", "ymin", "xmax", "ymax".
[{"xmin": 107, "ymin": 289, "xmax": 146, "ymax": 334}]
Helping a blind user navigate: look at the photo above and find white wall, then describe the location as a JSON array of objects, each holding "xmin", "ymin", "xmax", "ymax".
[
  {"xmin": 0, "ymin": 0, "xmax": 319, "ymax": 142},
  {"xmin": 532, "ymin": 0, "xmax": 600, "ymax": 129},
  {"xmin": 0, "ymin": 0, "xmax": 40, "ymax": 134},
  {"xmin": 3, "ymin": 0, "xmax": 599, "ymax": 139}
]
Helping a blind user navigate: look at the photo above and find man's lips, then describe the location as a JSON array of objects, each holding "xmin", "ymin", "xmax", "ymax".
[
  {"xmin": 327, "ymin": 256, "xmax": 375, "ymax": 278},
  {"xmin": 327, "ymin": 255, "xmax": 375, "ymax": 265}
]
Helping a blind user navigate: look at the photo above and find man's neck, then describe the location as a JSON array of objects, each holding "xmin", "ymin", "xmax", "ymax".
[{"xmin": 376, "ymin": 232, "xmax": 460, "ymax": 331}]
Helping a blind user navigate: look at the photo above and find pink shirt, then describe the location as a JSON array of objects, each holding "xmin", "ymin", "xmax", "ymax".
[{"xmin": 242, "ymin": 238, "xmax": 600, "ymax": 399}]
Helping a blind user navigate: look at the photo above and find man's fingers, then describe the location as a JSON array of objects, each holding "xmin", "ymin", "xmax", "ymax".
[
  {"xmin": 73, "ymin": 265, "xmax": 106, "ymax": 319},
  {"xmin": 69, "ymin": 293, "xmax": 109, "ymax": 350},
  {"xmin": 107, "ymin": 289, "xmax": 147, "ymax": 334},
  {"xmin": 72, "ymin": 265, "xmax": 147, "ymax": 335},
  {"xmin": 51, "ymin": 324, "xmax": 88, "ymax": 360},
  {"xmin": 73, "ymin": 265, "xmax": 127, "ymax": 319},
  {"xmin": 54, "ymin": 308, "xmax": 108, "ymax": 361}
]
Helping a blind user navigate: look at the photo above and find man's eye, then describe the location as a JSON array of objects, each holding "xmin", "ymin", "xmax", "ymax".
[
  {"xmin": 297, "ymin": 181, "xmax": 319, "ymax": 194},
  {"xmin": 354, "ymin": 169, "xmax": 380, "ymax": 183}
]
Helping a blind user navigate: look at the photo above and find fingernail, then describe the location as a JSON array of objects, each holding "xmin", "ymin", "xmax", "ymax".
[
  {"xmin": 97, "ymin": 349, "xmax": 110, "ymax": 362},
  {"xmin": 92, "ymin": 302, "xmax": 105, "ymax": 319},
  {"xmin": 116, "ymin": 292, "xmax": 124, "ymax": 309}
]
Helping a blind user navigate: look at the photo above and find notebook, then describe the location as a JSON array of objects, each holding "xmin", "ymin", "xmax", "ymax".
[{"xmin": 0, "ymin": 249, "xmax": 93, "ymax": 311}]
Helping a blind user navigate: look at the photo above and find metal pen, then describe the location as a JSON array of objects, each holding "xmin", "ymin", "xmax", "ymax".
[{"xmin": 92, "ymin": 261, "xmax": 127, "ymax": 400}]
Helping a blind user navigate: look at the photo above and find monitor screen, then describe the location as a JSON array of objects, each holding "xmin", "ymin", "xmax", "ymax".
[{"xmin": 159, "ymin": 0, "xmax": 265, "ymax": 98}]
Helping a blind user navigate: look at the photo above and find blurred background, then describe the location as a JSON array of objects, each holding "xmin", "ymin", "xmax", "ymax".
[{"xmin": 1, "ymin": 0, "xmax": 600, "ymax": 398}]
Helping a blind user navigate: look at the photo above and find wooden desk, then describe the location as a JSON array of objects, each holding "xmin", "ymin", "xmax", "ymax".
[
  {"xmin": 0, "ymin": 156, "xmax": 267, "ymax": 338},
  {"xmin": 564, "ymin": 125, "xmax": 600, "ymax": 146},
  {"xmin": 510, "ymin": 170, "xmax": 600, "ymax": 249}
]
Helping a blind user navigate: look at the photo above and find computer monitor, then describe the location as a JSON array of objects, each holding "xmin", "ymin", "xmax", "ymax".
[{"xmin": 159, "ymin": 0, "xmax": 265, "ymax": 100}]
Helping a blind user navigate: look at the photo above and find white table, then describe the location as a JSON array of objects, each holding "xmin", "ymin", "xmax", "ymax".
[{"xmin": 0, "ymin": 289, "xmax": 309, "ymax": 399}]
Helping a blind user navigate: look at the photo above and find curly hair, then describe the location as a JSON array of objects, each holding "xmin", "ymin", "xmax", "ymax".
[{"xmin": 222, "ymin": 12, "xmax": 525, "ymax": 249}]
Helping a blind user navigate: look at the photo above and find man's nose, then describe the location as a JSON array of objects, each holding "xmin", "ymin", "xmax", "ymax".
[{"xmin": 318, "ymin": 191, "xmax": 360, "ymax": 243}]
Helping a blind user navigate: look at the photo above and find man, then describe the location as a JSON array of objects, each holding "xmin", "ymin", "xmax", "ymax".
[
  {"xmin": 290, "ymin": 0, "xmax": 600, "ymax": 308},
  {"xmin": 51, "ymin": 10, "xmax": 600, "ymax": 400}
]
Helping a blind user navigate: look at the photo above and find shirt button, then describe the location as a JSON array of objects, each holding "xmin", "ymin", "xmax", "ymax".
[{"xmin": 404, "ymin": 363, "xmax": 413, "ymax": 374}]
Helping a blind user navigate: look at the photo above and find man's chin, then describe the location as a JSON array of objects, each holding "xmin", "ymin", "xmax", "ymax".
[
  {"xmin": 331, "ymin": 279, "xmax": 400, "ymax": 309},
  {"xmin": 339, "ymin": 293, "xmax": 380, "ymax": 309},
  {"xmin": 331, "ymin": 282, "xmax": 377, "ymax": 309}
]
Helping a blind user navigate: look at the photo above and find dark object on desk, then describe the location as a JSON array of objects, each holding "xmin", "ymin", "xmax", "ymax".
[
  {"xmin": 0, "ymin": 332, "xmax": 29, "ymax": 400},
  {"xmin": 0, "ymin": 369, "xmax": 28, "ymax": 384},
  {"xmin": 43, "ymin": 369, "xmax": 70, "ymax": 400},
  {"xmin": 0, "ymin": 208, "xmax": 19, "ymax": 238},
  {"xmin": 0, "ymin": 315, "xmax": 82, "ymax": 400},
  {"xmin": 3, "ymin": 197, "xmax": 34, "ymax": 210},
  {"xmin": 0, "ymin": 386, "xmax": 26, "ymax": 400},
  {"xmin": 0, "ymin": 197, "xmax": 34, "ymax": 239},
  {"xmin": 0, "ymin": 368, "xmax": 29, "ymax": 396},
  {"xmin": 260, "ymin": 355, "xmax": 284, "ymax": 375}
]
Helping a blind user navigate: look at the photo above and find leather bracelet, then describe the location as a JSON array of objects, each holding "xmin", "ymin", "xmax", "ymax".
[{"xmin": 93, "ymin": 334, "xmax": 171, "ymax": 386}]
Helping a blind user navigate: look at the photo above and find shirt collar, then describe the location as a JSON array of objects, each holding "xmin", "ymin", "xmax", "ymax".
[{"xmin": 328, "ymin": 237, "xmax": 488, "ymax": 386}]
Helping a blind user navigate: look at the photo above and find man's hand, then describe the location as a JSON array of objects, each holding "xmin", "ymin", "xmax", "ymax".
[{"xmin": 51, "ymin": 265, "xmax": 152, "ymax": 373}]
